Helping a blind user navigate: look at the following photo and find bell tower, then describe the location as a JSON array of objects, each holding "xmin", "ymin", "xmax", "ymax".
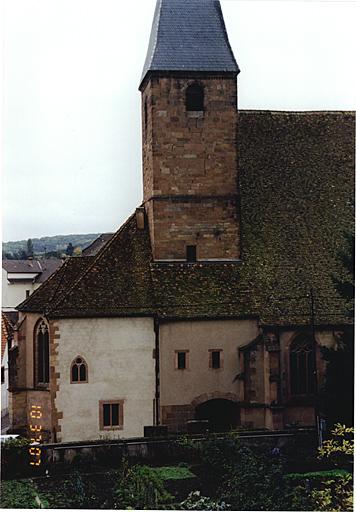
[{"xmin": 140, "ymin": 0, "xmax": 240, "ymax": 262}]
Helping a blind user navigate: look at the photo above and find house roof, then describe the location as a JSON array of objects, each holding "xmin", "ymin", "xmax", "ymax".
[
  {"xmin": 82, "ymin": 234, "xmax": 114, "ymax": 256},
  {"xmin": 140, "ymin": 0, "xmax": 239, "ymax": 89},
  {"xmin": 2, "ymin": 259, "xmax": 62, "ymax": 283},
  {"xmin": 18, "ymin": 111, "xmax": 355, "ymax": 326},
  {"xmin": 2, "ymin": 260, "xmax": 42, "ymax": 274}
]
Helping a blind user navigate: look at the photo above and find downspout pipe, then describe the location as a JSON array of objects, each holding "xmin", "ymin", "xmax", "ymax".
[{"xmin": 154, "ymin": 316, "xmax": 160, "ymax": 425}]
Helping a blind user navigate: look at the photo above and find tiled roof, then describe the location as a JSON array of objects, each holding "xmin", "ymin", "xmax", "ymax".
[
  {"xmin": 18, "ymin": 111, "xmax": 355, "ymax": 326},
  {"xmin": 2, "ymin": 259, "xmax": 62, "ymax": 282},
  {"xmin": 19, "ymin": 215, "xmax": 155, "ymax": 318},
  {"xmin": 1, "ymin": 313, "xmax": 13, "ymax": 360},
  {"xmin": 17, "ymin": 257, "xmax": 95, "ymax": 315},
  {"xmin": 36, "ymin": 260, "xmax": 63, "ymax": 283},
  {"xmin": 82, "ymin": 234, "xmax": 114, "ymax": 256},
  {"xmin": 140, "ymin": 0, "xmax": 239, "ymax": 88},
  {"xmin": 2, "ymin": 260, "xmax": 42, "ymax": 273}
]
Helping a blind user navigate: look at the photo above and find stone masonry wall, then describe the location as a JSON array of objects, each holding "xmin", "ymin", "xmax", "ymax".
[{"xmin": 141, "ymin": 75, "xmax": 240, "ymax": 261}]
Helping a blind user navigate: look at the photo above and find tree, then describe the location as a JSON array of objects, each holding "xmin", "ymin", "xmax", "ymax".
[
  {"xmin": 73, "ymin": 246, "xmax": 82, "ymax": 257},
  {"xmin": 26, "ymin": 239, "xmax": 34, "ymax": 258},
  {"xmin": 320, "ymin": 233, "xmax": 354, "ymax": 429},
  {"xmin": 65, "ymin": 243, "xmax": 74, "ymax": 256}
]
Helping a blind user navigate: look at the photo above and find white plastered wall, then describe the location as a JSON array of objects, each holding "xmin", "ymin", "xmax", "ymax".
[
  {"xmin": 55, "ymin": 317, "xmax": 155, "ymax": 442},
  {"xmin": 159, "ymin": 319, "xmax": 260, "ymax": 406},
  {"xmin": 2, "ymin": 268, "xmax": 41, "ymax": 311}
]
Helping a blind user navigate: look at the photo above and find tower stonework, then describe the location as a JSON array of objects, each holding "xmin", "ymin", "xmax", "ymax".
[{"xmin": 140, "ymin": 0, "xmax": 240, "ymax": 262}]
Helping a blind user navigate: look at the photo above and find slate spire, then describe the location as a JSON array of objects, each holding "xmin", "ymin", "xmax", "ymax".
[{"xmin": 140, "ymin": 0, "xmax": 240, "ymax": 89}]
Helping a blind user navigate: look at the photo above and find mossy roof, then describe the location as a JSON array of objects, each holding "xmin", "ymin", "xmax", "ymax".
[{"xmin": 18, "ymin": 110, "xmax": 355, "ymax": 326}]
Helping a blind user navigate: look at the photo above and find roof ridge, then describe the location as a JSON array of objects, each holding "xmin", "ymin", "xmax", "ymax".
[{"xmin": 48, "ymin": 213, "xmax": 136, "ymax": 314}]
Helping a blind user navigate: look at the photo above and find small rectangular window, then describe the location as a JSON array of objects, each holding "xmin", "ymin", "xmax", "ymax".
[
  {"xmin": 175, "ymin": 350, "xmax": 189, "ymax": 370},
  {"xmin": 100, "ymin": 400, "xmax": 124, "ymax": 430},
  {"xmin": 1, "ymin": 367, "xmax": 5, "ymax": 384},
  {"xmin": 26, "ymin": 290, "xmax": 30, "ymax": 298},
  {"xmin": 186, "ymin": 245, "xmax": 197, "ymax": 262},
  {"xmin": 178, "ymin": 352, "xmax": 186, "ymax": 369},
  {"xmin": 209, "ymin": 349, "xmax": 223, "ymax": 369}
]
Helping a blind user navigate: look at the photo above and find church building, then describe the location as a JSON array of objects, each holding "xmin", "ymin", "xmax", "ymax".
[{"xmin": 9, "ymin": 0, "xmax": 354, "ymax": 442}]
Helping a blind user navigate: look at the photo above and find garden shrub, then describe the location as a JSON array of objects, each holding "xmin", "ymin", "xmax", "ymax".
[
  {"xmin": 197, "ymin": 433, "xmax": 287, "ymax": 510},
  {"xmin": 113, "ymin": 461, "xmax": 173, "ymax": 509},
  {"xmin": 1, "ymin": 437, "xmax": 31, "ymax": 479},
  {"xmin": 179, "ymin": 490, "xmax": 231, "ymax": 510},
  {"xmin": 318, "ymin": 423, "xmax": 354, "ymax": 468},
  {"xmin": 286, "ymin": 473, "xmax": 353, "ymax": 511},
  {"xmin": 0, "ymin": 479, "xmax": 48, "ymax": 509}
]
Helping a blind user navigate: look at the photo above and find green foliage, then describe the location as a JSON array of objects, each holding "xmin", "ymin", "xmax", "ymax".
[
  {"xmin": 0, "ymin": 479, "xmax": 48, "ymax": 509},
  {"xmin": 285, "ymin": 425, "xmax": 354, "ymax": 510},
  {"xmin": 197, "ymin": 434, "xmax": 287, "ymax": 510},
  {"xmin": 286, "ymin": 474, "xmax": 353, "ymax": 511},
  {"xmin": 3, "ymin": 233, "xmax": 101, "ymax": 258},
  {"xmin": 286, "ymin": 469, "xmax": 349, "ymax": 481},
  {"xmin": 27, "ymin": 239, "xmax": 34, "ymax": 258},
  {"xmin": 318, "ymin": 424, "xmax": 354, "ymax": 467},
  {"xmin": 179, "ymin": 490, "xmax": 231, "ymax": 510},
  {"xmin": 113, "ymin": 462, "xmax": 173, "ymax": 509},
  {"xmin": 1, "ymin": 438, "xmax": 31, "ymax": 478},
  {"xmin": 65, "ymin": 242, "xmax": 74, "ymax": 256},
  {"xmin": 151, "ymin": 465, "xmax": 195, "ymax": 481}
]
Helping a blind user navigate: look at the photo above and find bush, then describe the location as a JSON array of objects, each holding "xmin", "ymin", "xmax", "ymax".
[
  {"xmin": 0, "ymin": 479, "xmax": 48, "ymax": 509},
  {"xmin": 318, "ymin": 424, "xmax": 354, "ymax": 468},
  {"xmin": 287, "ymin": 473, "xmax": 353, "ymax": 511},
  {"xmin": 196, "ymin": 433, "xmax": 287, "ymax": 510},
  {"xmin": 1, "ymin": 437, "xmax": 31, "ymax": 479},
  {"xmin": 179, "ymin": 490, "xmax": 231, "ymax": 510},
  {"xmin": 113, "ymin": 461, "xmax": 173, "ymax": 509}
]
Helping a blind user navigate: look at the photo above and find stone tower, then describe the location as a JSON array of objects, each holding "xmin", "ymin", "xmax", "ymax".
[{"xmin": 140, "ymin": 0, "xmax": 240, "ymax": 262}]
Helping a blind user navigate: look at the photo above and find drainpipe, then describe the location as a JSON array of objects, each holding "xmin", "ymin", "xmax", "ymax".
[
  {"xmin": 154, "ymin": 317, "xmax": 160, "ymax": 426},
  {"xmin": 309, "ymin": 288, "xmax": 320, "ymax": 444}
]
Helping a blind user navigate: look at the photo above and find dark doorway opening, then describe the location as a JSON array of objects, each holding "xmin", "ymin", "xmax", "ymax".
[{"xmin": 195, "ymin": 399, "xmax": 240, "ymax": 432}]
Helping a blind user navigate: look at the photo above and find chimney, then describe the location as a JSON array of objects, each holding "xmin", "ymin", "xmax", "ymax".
[{"xmin": 135, "ymin": 207, "xmax": 145, "ymax": 230}]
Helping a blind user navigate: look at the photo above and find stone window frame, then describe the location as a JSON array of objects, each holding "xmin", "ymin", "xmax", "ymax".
[
  {"xmin": 175, "ymin": 350, "xmax": 189, "ymax": 370},
  {"xmin": 33, "ymin": 318, "xmax": 50, "ymax": 389},
  {"xmin": 209, "ymin": 349, "xmax": 223, "ymax": 370},
  {"xmin": 288, "ymin": 334, "xmax": 316, "ymax": 398},
  {"xmin": 99, "ymin": 400, "xmax": 124, "ymax": 431},
  {"xmin": 70, "ymin": 356, "xmax": 88, "ymax": 384}
]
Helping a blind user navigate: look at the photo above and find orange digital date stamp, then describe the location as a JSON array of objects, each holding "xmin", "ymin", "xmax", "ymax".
[{"xmin": 29, "ymin": 405, "xmax": 42, "ymax": 466}]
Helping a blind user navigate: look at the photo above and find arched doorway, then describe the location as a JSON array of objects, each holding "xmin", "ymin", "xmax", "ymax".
[{"xmin": 195, "ymin": 399, "xmax": 240, "ymax": 432}]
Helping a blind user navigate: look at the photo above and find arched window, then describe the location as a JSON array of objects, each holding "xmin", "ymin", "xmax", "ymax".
[
  {"xmin": 71, "ymin": 356, "xmax": 88, "ymax": 383},
  {"xmin": 186, "ymin": 83, "xmax": 204, "ymax": 111},
  {"xmin": 35, "ymin": 320, "xmax": 49, "ymax": 385},
  {"xmin": 290, "ymin": 335, "xmax": 315, "ymax": 396}
]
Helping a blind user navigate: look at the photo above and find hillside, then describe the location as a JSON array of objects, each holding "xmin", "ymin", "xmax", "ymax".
[{"xmin": 3, "ymin": 234, "xmax": 100, "ymax": 257}]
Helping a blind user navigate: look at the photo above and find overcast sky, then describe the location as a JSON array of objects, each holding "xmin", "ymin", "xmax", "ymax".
[{"xmin": 2, "ymin": 0, "xmax": 356, "ymax": 242}]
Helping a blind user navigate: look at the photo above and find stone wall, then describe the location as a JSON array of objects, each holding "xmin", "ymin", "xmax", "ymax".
[{"xmin": 141, "ymin": 75, "xmax": 240, "ymax": 261}]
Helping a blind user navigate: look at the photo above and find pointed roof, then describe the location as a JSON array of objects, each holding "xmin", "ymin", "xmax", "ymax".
[{"xmin": 140, "ymin": 0, "xmax": 239, "ymax": 88}]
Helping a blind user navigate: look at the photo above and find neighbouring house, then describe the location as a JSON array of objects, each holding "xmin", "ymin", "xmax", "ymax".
[
  {"xmin": 82, "ymin": 234, "xmax": 114, "ymax": 256},
  {"xmin": 2, "ymin": 260, "xmax": 62, "ymax": 312},
  {"xmin": 9, "ymin": 0, "xmax": 354, "ymax": 443}
]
